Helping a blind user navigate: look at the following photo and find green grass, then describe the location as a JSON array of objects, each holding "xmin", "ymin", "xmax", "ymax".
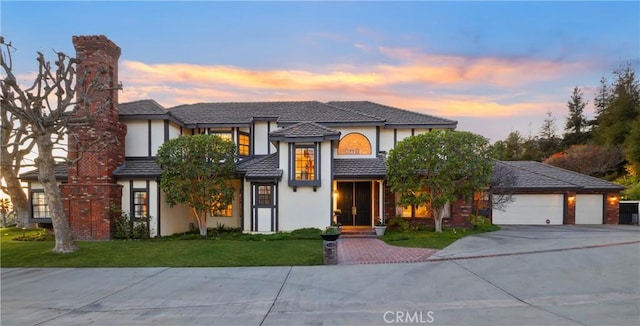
[
  {"xmin": 381, "ymin": 226, "xmax": 500, "ymax": 249},
  {"xmin": 1, "ymin": 225, "xmax": 499, "ymax": 267},
  {"xmin": 1, "ymin": 227, "xmax": 323, "ymax": 267}
]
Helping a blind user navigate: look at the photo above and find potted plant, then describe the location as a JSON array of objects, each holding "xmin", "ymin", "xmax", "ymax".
[
  {"xmin": 321, "ymin": 226, "xmax": 341, "ymax": 241},
  {"xmin": 374, "ymin": 216, "xmax": 387, "ymax": 236}
]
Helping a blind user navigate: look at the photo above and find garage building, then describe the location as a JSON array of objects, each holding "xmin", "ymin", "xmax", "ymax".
[{"xmin": 492, "ymin": 161, "xmax": 624, "ymax": 225}]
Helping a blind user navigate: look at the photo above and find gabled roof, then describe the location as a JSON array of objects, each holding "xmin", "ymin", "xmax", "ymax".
[
  {"xmin": 236, "ymin": 154, "xmax": 282, "ymax": 181},
  {"xmin": 119, "ymin": 99, "xmax": 169, "ymax": 117},
  {"xmin": 333, "ymin": 157, "xmax": 387, "ymax": 179},
  {"xmin": 168, "ymin": 101, "xmax": 383, "ymax": 128},
  {"xmin": 20, "ymin": 163, "xmax": 68, "ymax": 181},
  {"xmin": 269, "ymin": 122, "xmax": 341, "ymax": 142},
  {"xmin": 495, "ymin": 161, "xmax": 624, "ymax": 191},
  {"xmin": 113, "ymin": 159, "xmax": 162, "ymax": 178},
  {"xmin": 327, "ymin": 101, "xmax": 458, "ymax": 128}
]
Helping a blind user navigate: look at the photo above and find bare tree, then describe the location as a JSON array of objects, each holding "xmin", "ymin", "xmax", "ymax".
[
  {"xmin": 1, "ymin": 105, "xmax": 35, "ymax": 228},
  {"xmin": 490, "ymin": 161, "xmax": 517, "ymax": 211},
  {"xmin": 0, "ymin": 37, "xmax": 120, "ymax": 253}
]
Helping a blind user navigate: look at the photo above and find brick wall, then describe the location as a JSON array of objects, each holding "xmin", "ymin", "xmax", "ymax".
[
  {"xmin": 62, "ymin": 35, "xmax": 126, "ymax": 240},
  {"xmin": 605, "ymin": 192, "xmax": 620, "ymax": 224}
]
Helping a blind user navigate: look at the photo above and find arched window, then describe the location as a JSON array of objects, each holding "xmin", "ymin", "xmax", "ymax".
[{"xmin": 338, "ymin": 133, "xmax": 372, "ymax": 155}]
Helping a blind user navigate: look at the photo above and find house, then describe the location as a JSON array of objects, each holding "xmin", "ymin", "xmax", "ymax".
[{"xmin": 19, "ymin": 35, "xmax": 624, "ymax": 240}]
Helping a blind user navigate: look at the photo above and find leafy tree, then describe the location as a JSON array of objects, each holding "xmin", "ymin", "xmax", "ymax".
[
  {"xmin": 156, "ymin": 134, "xmax": 237, "ymax": 237},
  {"xmin": 564, "ymin": 86, "xmax": 591, "ymax": 146},
  {"xmin": 387, "ymin": 130, "xmax": 494, "ymax": 232},
  {"xmin": 543, "ymin": 143, "xmax": 624, "ymax": 177},
  {"xmin": 0, "ymin": 197, "xmax": 11, "ymax": 226},
  {"xmin": 1, "ymin": 37, "xmax": 119, "ymax": 253},
  {"xmin": 493, "ymin": 131, "xmax": 524, "ymax": 160}
]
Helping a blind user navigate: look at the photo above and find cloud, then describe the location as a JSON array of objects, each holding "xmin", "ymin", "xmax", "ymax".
[{"xmin": 118, "ymin": 45, "xmax": 596, "ymax": 124}]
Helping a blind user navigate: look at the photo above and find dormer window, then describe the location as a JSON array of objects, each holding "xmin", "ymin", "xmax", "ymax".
[
  {"xmin": 289, "ymin": 143, "xmax": 321, "ymax": 188},
  {"xmin": 295, "ymin": 146, "xmax": 316, "ymax": 180}
]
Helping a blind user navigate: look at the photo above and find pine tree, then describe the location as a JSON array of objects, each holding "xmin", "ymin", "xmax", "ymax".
[{"xmin": 563, "ymin": 86, "xmax": 590, "ymax": 146}]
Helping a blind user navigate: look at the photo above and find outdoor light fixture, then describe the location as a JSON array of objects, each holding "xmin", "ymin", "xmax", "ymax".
[
  {"xmin": 608, "ymin": 195, "xmax": 619, "ymax": 203},
  {"xmin": 567, "ymin": 195, "xmax": 575, "ymax": 202}
]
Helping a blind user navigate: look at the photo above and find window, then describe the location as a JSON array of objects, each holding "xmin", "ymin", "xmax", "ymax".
[
  {"xmin": 338, "ymin": 133, "xmax": 372, "ymax": 155},
  {"xmin": 31, "ymin": 191, "xmax": 50, "ymax": 219},
  {"xmin": 295, "ymin": 146, "xmax": 315, "ymax": 180},
  {"xmin": 257, "ymin": 185, "xmax": 272, "ymax": 206},
  {"xmin": 396, "ymin": 193, "xmax": 430, "ymax": 218},
  {"xmin": 133, "ymin": 190, "xmax": 148, "ymax": 219},
  {"xmin": 210, "ymin": 131, "xmax": 232, "ymax": 142},
  {"xmin": 238, "ymin": 133, "xmax": 250, "ymax": 157},
  {"xmin": 212, "ymin": 204, "xmax": 233, "ymax": 217},
  {"xmin": 289, "ymin": 143, "xmax": 320, "ymax": 187}
]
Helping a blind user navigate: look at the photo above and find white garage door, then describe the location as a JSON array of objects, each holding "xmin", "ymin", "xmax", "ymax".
[
  {"xmin": 493, "ymin": 194, "xmax": 564, "ymax": 225},
  {"xmin": 576, "ymin": 194, "xmax": 603, "ymax": 224}
]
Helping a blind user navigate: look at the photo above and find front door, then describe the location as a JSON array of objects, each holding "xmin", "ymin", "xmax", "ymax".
[{"xmin": 337, "ymin": 182, "xmax": 372, "ymax": 226}]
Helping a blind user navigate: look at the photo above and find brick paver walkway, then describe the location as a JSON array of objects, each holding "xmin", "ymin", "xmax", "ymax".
[{"xmin": 337, "ymin": 236, "xmax": 438, "ymax": 264}]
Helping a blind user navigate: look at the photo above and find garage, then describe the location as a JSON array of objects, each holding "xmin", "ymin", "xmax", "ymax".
[
  {"xmin": 492, "ymin": 194, "xmax": 564, "ymax": 225},
  {"xmin": 575, "ymin": 194, "xmax": 604, "ymax": 224}
]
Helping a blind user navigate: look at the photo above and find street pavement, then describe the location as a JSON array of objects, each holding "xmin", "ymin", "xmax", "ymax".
[{"xmin": 2, "ymin": 225, "xmax": 639, "ymax": 325}]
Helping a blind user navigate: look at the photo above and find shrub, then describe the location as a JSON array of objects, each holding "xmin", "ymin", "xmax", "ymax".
[
  {"xmin": 387, "ymin": 217, "xmax": 409, "ymax": 231},
  {"xmin": 468, "ymin": 215, "xmax": 498, "ymax": 231},
  {"xmin": 113, "ymin": 210, "xmax": 150, "ymax": 240}
]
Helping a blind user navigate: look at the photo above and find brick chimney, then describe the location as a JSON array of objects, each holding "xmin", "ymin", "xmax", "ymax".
[{"xmin": 61, "ymin": 35, "xmax": 127, "ymax": 240}]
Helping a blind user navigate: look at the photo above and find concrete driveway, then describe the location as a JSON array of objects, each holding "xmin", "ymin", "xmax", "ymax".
[{"xmin": 2, "ymin": 225, "xmax": 639, "ymax": 325}]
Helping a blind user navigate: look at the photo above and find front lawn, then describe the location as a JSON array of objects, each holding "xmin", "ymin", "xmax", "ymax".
[
  {"xmin": 381, "ymin": 226, "xmax": 500, "ymax": 249},
  {"xmin": 0, "ymin": 227, "xmax": 323, "ymax": 267}
]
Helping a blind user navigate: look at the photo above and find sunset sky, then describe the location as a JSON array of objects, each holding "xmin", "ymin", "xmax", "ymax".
[{"xmin": 2, "ymin": 1, "xmax": 639, "ymax": 141}]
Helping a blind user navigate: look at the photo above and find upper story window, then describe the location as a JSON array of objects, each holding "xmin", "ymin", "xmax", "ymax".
[
  {"xmin": 210, "ymin": 131, "xmax": 233, "ymax": 142},
  {"xmin": 238, "ymin": 132, "xmax": 250, "ymax": 157},
  {"xmin": 31, "ymin": 191, "xmax": 50, "ymax": 219},
  {"xmin": 338, "ymin": 133, "xmax": 371, "ymax": 155},
  {"xmin": 289, "ymin": 143, "xmax": 321, "ymax": 188},
  {"xmin": 295, "ymin": 146, "xmax": 315, "ymax": 180}
]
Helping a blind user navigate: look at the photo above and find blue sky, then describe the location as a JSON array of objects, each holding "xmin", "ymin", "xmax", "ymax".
[{"xmin": 2, "ymin": 1, "xmax": 639, "ymax": 141}]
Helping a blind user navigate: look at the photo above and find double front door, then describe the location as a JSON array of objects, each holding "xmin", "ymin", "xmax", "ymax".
[{"xmin": 336, "ymin": 182, "xmax": 371, "ymax": 226}]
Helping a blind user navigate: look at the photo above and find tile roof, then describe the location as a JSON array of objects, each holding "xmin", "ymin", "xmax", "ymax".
[
  {"xmin": 269, "ymin": 122, "xmax": 341, "ymax": 141},
  {"xmin": 327, "ymin": 101, "xmax": 458, "ymax": 128},
  {"xmin": 495, "ymin": 161, "xmax": 624, "ymax": 191},
  {"xmin": 20, "ymin": 163, "xmax": 68, "ymax": 181},
  {"xmin": 113, "ymin": 159, "xmax": 162, "ymax": 178},
  {"xmin": 119, "ymin": 99, "xmax": 168, "ymax": 116},
  {"xmin": 236, "ymin": 154, "xmax": 282, "ymax": 180},
  {"xmin": 333, "ymin": 157, "xmax": 387, "ymax": 179},
  {"xmin": 168, "ymin": 101, "xmax": 382, "ymax": 127}
]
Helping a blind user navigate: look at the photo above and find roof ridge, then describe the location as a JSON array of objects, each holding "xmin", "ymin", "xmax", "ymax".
[
  {"xmin": 502, "ymin": 160, "xmax": 620, "ymax": 189},
  {"xmin": 330, "ymin": 100, "xmax": 456, "ymax": 124},
  {"xmin": 499, "ymin": 160, "xmax": 573, "ymax": 186},
  {"xmin": 324, "ymin": 102, "xmax": 386, "ymax": 121},
  {"xmin": 537, "ymin": 161, "xmax": 622, "ymax": 186}
]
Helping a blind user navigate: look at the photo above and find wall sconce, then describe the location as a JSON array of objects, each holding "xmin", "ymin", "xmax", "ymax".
[
  {"xmin": 567, "ymin": 195, "xmax": 575, "ymax": 203},
  {"xmin": 333, "ymin": 189, "xmax": 338, "ymax": 198},
  {"xmin": 608, "ymin": 195, "xmax": 619, "ymax": 203}
]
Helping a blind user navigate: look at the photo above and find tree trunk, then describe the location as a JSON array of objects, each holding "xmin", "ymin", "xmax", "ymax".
[
  {"xmin": 434, "ymin": 206, "xmax": 445, "ymax": 233},
  {"xmin": 1, "ymin": 162, "xmax": 35, "ymax": 228},
  {"xmin": 192, "ymin": 208, "xmax": 208, "ymax": 238},
  {"xmin": 36, "ymin": 135, "xmax": 77, "ymax": 253}
]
